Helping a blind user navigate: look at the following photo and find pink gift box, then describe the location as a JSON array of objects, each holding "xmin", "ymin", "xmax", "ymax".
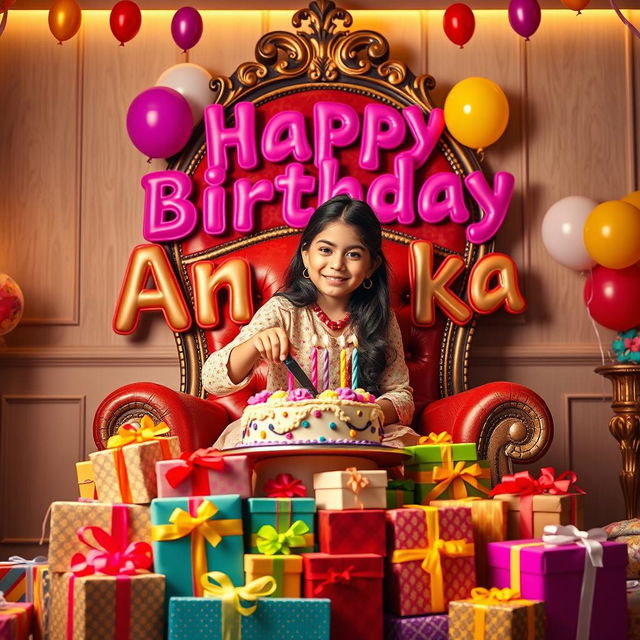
[
  {"xmin": 488, "ymin": 538, "xmax": 628, "ymax": 640},
  {"xmin": 0, "ymin": 602, "xmax": 32, "ymax": 640},
  {"xmin": 156, "ymin": 452, "xmax": 252, "ymax": 498},
  {"xmin": 385, "ymin": 505, "xmax": 476, "ymax": 616}
]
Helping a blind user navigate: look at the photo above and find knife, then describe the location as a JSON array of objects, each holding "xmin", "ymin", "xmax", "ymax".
[{"xmin": 283, "ymin": 354, "xmax": 319, "ymax": 397}]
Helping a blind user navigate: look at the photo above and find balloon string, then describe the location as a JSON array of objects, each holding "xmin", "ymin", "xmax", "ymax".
[
  {"xmin": 582, "ymin": 269, "xmax": 608, "ymax": 367},
  {"xmin": 609, "ymin": 0, "xmax": 640, "ymax": 39}
]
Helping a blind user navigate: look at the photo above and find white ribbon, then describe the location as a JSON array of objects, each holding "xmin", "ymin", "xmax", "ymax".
[
  {"xmin": 0, "ymin": 590, "xmax": 8, "ymax": 608},
  {"xmin": 542, "ymin": 524, "xmax": 607, "ymax": 640},
  {"xmin": 5, "ymin": 555, "xmax": 47, "ymax": 602}
]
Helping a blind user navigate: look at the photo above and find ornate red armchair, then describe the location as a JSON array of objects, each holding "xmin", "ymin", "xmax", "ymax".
[{"xmin": 94, "ymin": 0, "xmax": 552, "ymax": 482}]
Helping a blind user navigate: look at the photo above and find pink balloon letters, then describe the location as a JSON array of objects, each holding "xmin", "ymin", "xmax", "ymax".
[{"xmin": 141, "ymin": 101, "xmax": 514, "ymax": 240}]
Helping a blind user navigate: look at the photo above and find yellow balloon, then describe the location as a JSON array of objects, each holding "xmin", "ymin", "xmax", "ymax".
[
  {"xmin": 583, "ymin": 200, "xmax": 640, "ymax": 269},
  {"xmin": 48, "ymin": 0, "xmax": 82, "ymax": 44},
  {"xmin": 443, "ymin": 77, "xmax": 509, "ymax": 151},
  {"xmin": 622, "ymin": 190, "xmax": 640, "ymax": 210}
]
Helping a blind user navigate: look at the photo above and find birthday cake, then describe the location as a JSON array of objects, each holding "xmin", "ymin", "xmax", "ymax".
[{"xmin": 240, "ymin": 388, "xmax": 384, "ymax": 446}]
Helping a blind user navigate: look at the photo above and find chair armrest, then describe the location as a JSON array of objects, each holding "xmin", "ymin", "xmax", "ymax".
[
  {"xmin": 92, "ymin": 383, "xmax": 230, "ymax": 452},
  {"xmin": 417, "ymin": 381, "xmax": 553, "ymax": 484}
]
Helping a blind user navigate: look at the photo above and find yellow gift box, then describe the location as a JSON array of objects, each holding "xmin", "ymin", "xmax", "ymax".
[
  {"xmin": 75, "ymin": 461, "xmax": 97, "ymax": 500},
  {"xmin": 243, "ymin": 554, "xmax": 302, "ymax": 598},
  {"xmin": 448, "ymin": 587, "xmax": 545, "ymax": 640}
]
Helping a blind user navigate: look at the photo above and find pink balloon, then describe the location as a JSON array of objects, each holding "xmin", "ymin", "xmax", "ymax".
[
  {"xmin": 318, "ymin": 159, "xmax": 363, "ymax": 204},
  {"xmin": 417, "ymin": 171, "xmax": 469, "ymax": 225},
  {"xmin": 261, "ymin": 110, "xmax": 312, "ymax": 163},
  {"xmin": 126, "ymin": 87, "xmax": 193, "ymax": 159},
  {"xmin": 508, "ymin": 0, "xmax": 541, "ymax": 40},
  {"xmin": 274, "ymin": 163, "xmax": 316, "ymax": 228},
  {"xmin": 359, "ymin": 103, "xmax": 406, "ymax": 171},
  {"xmin": 313, "ymin": 102, "xmax": 360, "ymax": 169},
  {"xmin": 367, "ymin": 155, "xmax": 415, "ymax": 224},
  {"xmin": 465, "ymin": 171, "xmax": 515, "ymax": 244},
  {"xmin": 584, "ymin": 264, "xmax": 640, "ymax": 331},
  {"xmin": 171, "ymin": 6, "xmax": 203, "ymax": 52}
]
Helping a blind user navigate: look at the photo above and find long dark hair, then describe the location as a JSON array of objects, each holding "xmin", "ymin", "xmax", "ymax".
[{"xmin": 277, "ymin": 194, "xmax": 392, "ymax": 394}]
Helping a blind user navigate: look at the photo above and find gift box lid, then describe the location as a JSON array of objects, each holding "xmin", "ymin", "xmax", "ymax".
[
  {"xmin": 244, "ymin": 554, "xmax": 303, "ymax": 573},
  {"xmin": 312, "ymin": 469, "xmax": 387, "ymax": 490},
  {"xmin": 404, "ymin": 442, "xmax": 478, "ymax": 465},
  {"xmin": 487, "ymin": 538, "xmax": 628, "ymax": 575},
  {"xmin": 492, "ymin": 493, "xmax": 581, "ymax": 514},
  {"xmin": 246, "ymin": 498, "xmax": 316, "ymax": 514},
  {"xmin": 302, "ymin": 552, "xmax": 384, "ymax": 579}
]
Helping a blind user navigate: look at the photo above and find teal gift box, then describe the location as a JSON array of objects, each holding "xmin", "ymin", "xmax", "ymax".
[
  {"xmin": 151, "ymin": 495, "xmax": 244, "ymax": 600},
  {"xmin": 168, "ymin": 596, "xmax": 331, "ymax": 640},
  {"xmin": 404, "ymin": 441, "xmax": 491, "ymax": 504},
  {"xmin": 246, "ymin": 498, "xmax": 316, "ymax": 554}
]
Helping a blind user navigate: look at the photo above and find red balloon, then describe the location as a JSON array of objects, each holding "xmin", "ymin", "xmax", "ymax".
[
  {"xmin": 110, "ymin": 0, "xmax": 141, "ymax": 46},
  {"xmin": 443, "ymin": 3, "xmax": 475, "ymax": 48},
  {"xmin": 584, "ymin": 264, "xmax": 640, "ymax": 331},
  {"xmin": 0, "ymin": 0, "xmax": 15, "ymax": 12}
]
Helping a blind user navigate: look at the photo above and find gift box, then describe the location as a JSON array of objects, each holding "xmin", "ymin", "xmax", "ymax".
[
  {"xmin": 244, "ymin": 555, "xmax": 302, "ymax": 597},
  {"xmin": 75, "ymin": 461, "xmax": 98, "ymax": 500},
  {"xmin": 430, "ymin": 498, "xmax": 507, "ymax": 586},
  {"xmin": 0, "ymin": 602, "xmax": 32, "ymax": 640},
  {"xmin": 302, "ymin": 553, "xmax": 384, "ymax": 640},
  {"xmin": 48, "ymin": 501, "xmax": 151, "ymax": 572},
  {"xmin": 168, "ymin": 592, "xmax": 331, "ymax": 640},
  {"xmin": 383, "ymin": 612, "xmax": 448, "ymax": 640},
  {"xmin": 628, "ymin": 581, "xmax": 640, "ymax": 640},
  {"xmin": 317, "ymin": 509, "xmax": 386, "ymax": 556},
  {"xmin": 157, "ymin": 452, "xmax": 252, "ymax": 499},
  {"xmin": 50, "ymin": 572, "xmax": 164, "ymax": 640},
  {"xmin": 604, "ymin": 518, "xmax": 640, "ymax": 578},
  {"xmin": 245, "ymin": 498, "xmax": 315, "ymax": 554},
  {"xmin": 488, "ymin": 531, "xmax": 628, "ymax": 640},
  {"xmin": 151, "ymin": 495, "xmax": 244, "ymax": 599},
  {"xmin": 448, "ymin": 588, "xmax": 545, "ymax": 639},
  {"xmin": 404, "ymin": 437, "xmax": 491, "ymax": 503},
  {"xmin": 385, "ymin": 505, "xmax": 475, "ymax": 616},
  {"xmin": 0, "ymin": 558, "xmax": 49, "ymax": 640},
  {"xmin": 312, "ymin": 469, "xmax": 387, "ymax": 510},
  {"xmin": 90, "ymin": 427, "xmax": 181, "ymax": 504},
  {"xmin": 385, "ymin": 480, "xmax": 414, "ymax": 509}
]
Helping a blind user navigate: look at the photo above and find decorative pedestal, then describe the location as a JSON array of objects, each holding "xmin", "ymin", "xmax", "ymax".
[{"xmin": 595, "ymin": 364, "xmax": 640, "ymax": 519}]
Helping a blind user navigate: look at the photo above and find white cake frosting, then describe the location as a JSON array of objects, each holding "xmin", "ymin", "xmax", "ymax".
[{"xmin": 240, "ymin": 388, "xmax": 384, "ymax": 446}]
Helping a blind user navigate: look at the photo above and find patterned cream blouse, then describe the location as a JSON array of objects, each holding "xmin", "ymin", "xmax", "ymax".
[{"xmin": 202, "ymin": 296, "xmax": 416, "ymax": 445}]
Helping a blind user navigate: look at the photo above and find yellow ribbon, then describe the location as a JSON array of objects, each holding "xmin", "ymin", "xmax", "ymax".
[
  {"xmin": 255, "ymin": 521, "xmax": 310, "ymax": 556},
  {"xmin": 509, "ymin": 542, "xmax": 545, "ymax": 594},
  {"xmin": 418, "ymin": 432, "xmax": 453, "ymax": 445},
  {"xmin": 152, "ymin": 500, "xmax": 243, "ymax": 596},
  {"xmin": 107, "ymin": 415, "xmax": 170, "ymax": 448},
  {"xmin": 423, "ymin": 461, "xmax": 492, "ymax": 502},
  {"xmin": 202, "ymin": 571, "xmax": 276, "ymax": 640},
  {"xmin": 345, "ymin": 467, "xmax": 370, "ymax": 509},
  {"xmin": 391, "ymin": 505, "xmax": 474, "ymax": 612},
  {"xmin": 470, "ymin": 587, "xmax": 535, "ymax": 640}
]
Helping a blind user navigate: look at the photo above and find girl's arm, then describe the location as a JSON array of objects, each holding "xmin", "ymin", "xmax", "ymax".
[
  {"xmin": 227, "ymin": 326, "xmax": 290, "ymax": 384},
  {"xmin": 377, "ymin": 397, "xmax": 399, "ymax": 425}
]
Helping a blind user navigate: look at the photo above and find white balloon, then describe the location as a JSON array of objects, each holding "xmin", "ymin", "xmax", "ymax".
[
  {"xmin": 541, "ymin": 196, "xmax": 598, "ymax": 271},
  {"xmin": 156, "ymin": 62, "xmax": 213, "ymax": 126}
]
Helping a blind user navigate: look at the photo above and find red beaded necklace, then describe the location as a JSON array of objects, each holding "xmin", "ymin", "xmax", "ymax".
[{"xmin": 312, "ymin": 304, "xmax": 350, "ymax": 331}]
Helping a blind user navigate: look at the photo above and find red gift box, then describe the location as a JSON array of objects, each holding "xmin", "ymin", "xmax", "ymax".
[
  {"xmin": 302, "ymin": 553, "xmax": 384, "ymax": 640},
  {"xmin": 318, "ymin": 509, "xmax": 386, "ymax": 556},
  {"xmin": 0, "ymin": 602, "xmax": 32, "ymax": 640}
]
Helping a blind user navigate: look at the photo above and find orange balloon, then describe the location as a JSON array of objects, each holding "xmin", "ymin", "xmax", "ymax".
[
  {"xmin": 48, "ymin": 0, "xmax": 82, "ymax": 44},
  {"xmin": 560, "ymin": 0, "xmax": 590, "ymax": 12}
]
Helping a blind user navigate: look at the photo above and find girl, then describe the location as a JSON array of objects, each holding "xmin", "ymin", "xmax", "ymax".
[{"xmin": 202, "ymin": 194, "xmax": 418, "ymax": 449}]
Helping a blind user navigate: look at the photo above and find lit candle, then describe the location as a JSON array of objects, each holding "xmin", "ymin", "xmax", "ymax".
[
  {"xmin": 339, "ymin": 335, "xmax": 347, "ymax": 388},
  {"xmin": 322, "ymin": 334, "xmax": 330, "ymax": 391},
  {"xmin": 288, "ymin": 370, "xmax": 295, "ymax": 391},
  {"xmin": 351, "ymin": 335, "xmax": 359, "ymax": 390},
  {"xmin": 311, "ymin": 334, "xmax": 318, "ymax": 390}
]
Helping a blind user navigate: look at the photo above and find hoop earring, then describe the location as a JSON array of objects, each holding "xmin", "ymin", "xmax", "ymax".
[
  {"xmin": 303, "ymin": 268, "xmax": 310, "ymax": 279},
  {"xmin": 362, "ymin": 278, "xmax": 373, "ymax": 290}
]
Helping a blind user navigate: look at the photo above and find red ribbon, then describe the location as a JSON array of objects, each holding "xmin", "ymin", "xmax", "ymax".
[
  {"xmin": 313, "ymin": 566, "xmax": 354, "ymax": 595},
  {"xmin": 164, "ymin": 448, "xmax": 226, "ymax": 492},
  {"xmin": 264, "ymin": 473, "xmax": 307, "ymax": 498},
  {"xmin": 491, "ymin": 467, "xmax": 584, "ymax": 537}
]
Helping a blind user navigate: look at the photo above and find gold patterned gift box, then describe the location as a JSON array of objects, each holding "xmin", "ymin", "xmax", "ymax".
[
  {"xmin": 90, "ymin": 425, "xmax": 181, "ymax": 504},
  {"xmin": 48, "ymin": 502, "xmax": 151, "ymax": 572},
  {"xmin": 244, "ymin": 554, "xmax": 303, "ymax": 598},
  {"xmin": 50, "ymin": 572, "xmax": 165, "ymax": 640},
  {"xmin": 448, "ymin": 588, "xmax": 545, "ymax": 640}
]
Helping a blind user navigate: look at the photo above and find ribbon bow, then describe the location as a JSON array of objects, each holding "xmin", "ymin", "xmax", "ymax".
[
  {"xmin": 428, "ymin": 461, "xmax": 491, "ymax": 501},
  {"xmin": 418, "ymin": 432, "xmax": 453, "ymax": 445},
  {"xmin": 264, "ymin": 473, "xmax": 307, "ymax": 498},
  {"xmin": 6, "ymin": 555, "xmax": 47, "ymax": 566},
  {"xmin": 471, "ymin": 587, "xmax": 523, "ymax": 603},
  {"xmin": 491, "ymin": 467, "xmax": 583, "ymax": 497},
  {"xmin": 313, "ymin": 566, "xmax": 354, "ymax": 595},
  {"xmin": 387, "ymin": 479, "xmax": 415, "ymax": 491},
  {"xmin": 201, "ymin": 571, "xmax": 276, "ymax": 640},
  {"xmin": 70, "ymin": 525, "xmax": 152, "ymax": 576},
  {"xmin": 165, "ymin": 448, "xmax": 225, "ymax": 488},
  {"xmin": 107, "ymin": 415, "xmax": 170, "ymax": 449},
  {"xmin": 256, "ymin": 521, "xmax": 310, "ymax": 556}
]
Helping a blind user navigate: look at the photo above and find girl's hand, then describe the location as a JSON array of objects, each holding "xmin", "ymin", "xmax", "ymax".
[{"xmin": 252, "ymin": 327, "xmax": 290, "ymax": 363}]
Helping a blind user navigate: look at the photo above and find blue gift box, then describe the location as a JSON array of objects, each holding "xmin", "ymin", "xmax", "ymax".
[
  {"xmin": 151, "ymin": 495, "xmax": 244, "ymax": 600},
  {"xmin": 168, "ymin": 596, "xmax": 331, "ymax": 640}
]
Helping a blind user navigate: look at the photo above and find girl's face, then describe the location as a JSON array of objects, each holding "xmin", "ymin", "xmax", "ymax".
[{"xmin": 301, "ymin": 220, "xmax": 380, "ymax": 309}]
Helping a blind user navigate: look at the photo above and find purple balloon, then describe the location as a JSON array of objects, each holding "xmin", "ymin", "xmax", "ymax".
[
  {"xmin": 171, "ymin": 6, "xmax": 203, "ymax": 52},
  {"xmin": 508, "ymin": 0, "xmax": 541, "ymax": 40},
  {"xmin": 126, "ymin": 87, "xmax": 193, "ymax": 159}
]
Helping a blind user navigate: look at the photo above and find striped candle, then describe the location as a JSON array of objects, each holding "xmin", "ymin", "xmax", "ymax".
[
  {"xmin": 339, "ymin": 335, "xmax": 347, "ymax": 388},
  {"xmin": 322, "ymin": 334, "xmax": 330, "ymax": 391},
  {"xmin": 351, "ymin": 335, "xmax": 359, "ymax": 390},
  {"xmin": 311, "ymin": 334, "xmax": 318, "ymax": 390}
]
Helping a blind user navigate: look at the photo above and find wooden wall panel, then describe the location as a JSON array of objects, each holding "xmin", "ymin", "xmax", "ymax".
[
  {"xmin": 0, "ymin": 12, "xmax": 80, "ymax": 326},
  {"xmin": 0, "ymin": 396, "xmax": 85, "ymax": 543}
]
